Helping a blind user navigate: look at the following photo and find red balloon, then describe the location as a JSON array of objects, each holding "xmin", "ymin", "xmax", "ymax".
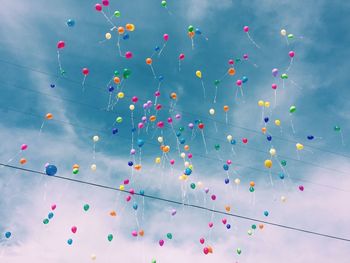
[
  {"xmin": 57, "ymin": 41, "xmax": 65, "ymax": 49},
  {"xmin": 198, "ymin": 123, "xmax": 204, "ymax": 129},
  {"xmin": 242, "ymin": 138, "xmax": 248, "ymax": 144},
  {"xmin": 95, "ymin": 3, "xmax": 102, "ymax": 11},
  {"xmin": 82, "ymin": 68, "xmax": 89, "ymax": 75}
]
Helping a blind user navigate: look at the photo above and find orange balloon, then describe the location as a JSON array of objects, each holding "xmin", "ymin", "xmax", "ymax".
[
  {"xmin": 113, "ymin": 77, "xmax": 120, "ymax": 84},
  {"xmin": 134, "ymin": 164, "xmax": 141, "ymax": 170},
  {"xmin": 160, "ymin": 145, "xmax": 165, "ymax": 151},
  {"xmin": 223, "ymin": 105, "xmax": 229, "ymax": 112},
  {"xmin": 250, "ymin": 181, "xmax": 255, "ymax": 187},
  {"xmin": 19, "ymin": 158, "xmax": 27, "ymax": 165},
  {"xmin": 163, "ymin": 145, "xmax": 170, "ymax": 153},
  {"xmin": 228, "ymin": 67, "xmax": 236, "ymax": 76},
  {"xmin": 146, "ymin": 58, "xmax": 152, "ymax": 65},
  {"xmin": 45, "ymin": 113, "xmax": 53, "ymax": 120},
  {"xmin": 225, "ymin": 205, "xmax": 231, "ymax": 212},
  {"xmin": 261, "ymin": 127, "xmax": 267, "ymax": 133},
  {"xmin": 109, "ymin": 210, "xmax": 117, "ymax": 217},
  {"xmin": 73, "ymin": 164, "xmax": 80, "ymax": 169},
  {"xmin": 139, "ymin": 229, "xmax": 144, "ymax": 236},
  {"xmin": 188, "ymin": 31, "xmax": 195, "ymax": 38},
  {"xmin": 125, "ymin": 23, "xmax": 135, "ymax": 31},
  {"xmin": 149, "ymin": 115, "xmax": 156, "ymax": 122},
  {"xmin": 208, "ymin": 246, "xmax": 213, "ymax": 253},
  {"xmin": 117, "ymin": 26, "xmax": 125, "ymax": 34},
  {"xmin": 184, "ymin": 145, "xmax": 190, "ymax": 151},
  {"xmin": 259, "ymin": 224, "xmax": 264, "ymax": 229},
  {"xmin": 170, "ymin": 92, "xmax": 177, "ymax": 100}
]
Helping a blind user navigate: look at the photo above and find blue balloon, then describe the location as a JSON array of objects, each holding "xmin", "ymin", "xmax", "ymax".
[
  {"xmin": 242, "ymin": 76, "xmax": 248, "ymax": 83},
  {"xmin": 264, "ymin": 117, "xmax": 269, "ymax": 123},
  {"xmin": 224, "ymin": 178, "xmax": 229, "ymax": 184},
  {"xmin": 307, "ymin": 135, "xmax": 314, "ymax": 140},
  {"xmin": 230, "ymin": 139, "xmax": 236, "ymax": 145},
  {"xmin": 50, "ymin": 84, "xmax": 55, "ymax": 88},
  {"xmin": 133, "ymin": 202, "xmax": 138, "ymax": 210},
  {"xmin": 137, "ymin": 139, "xmax": 144, "ymax": 147},
  {"xmin": 108, "ymin": 86, "xmax": 115, "ymax": 92},
  {"xmin": 158, "ymin": 76, "xmax": 164, "ymax": 82},
  {"xmin": 184, "ymin": 168, "xmax": 192, "ymax": 175},
  {"xmin": 67, "ymin": 238, "xmax": 73, "ymax": 245},
  {"xmin": 46, "ymin": 165, "xmax": 57, "ymax": 176},
  {"xmin": 267, "ymin": 135, "xmax": 272, "ymax": 141},
  {"xmin": 226, "ymin": 224, "xmax": 231, "ymax": 229},
  {"xmin": 66, "ymin": 19, "xmax": 75, "ymax": 27},
  {"xmin": 48, "ymin": 212, "xmax": 54, "ymax": 219},
  {"xmin": 195, "ymin": 28, "xmax": 202, "ymax": 35},
  {"xmin": 223, "ymin": 164, "xmax": 229, "ymax": 171},
  {"xmin": 139, "ymin": 189, "xmax": 145, "ymax": 195},
  {"xmin": 179, "ymin": 138, "xmax": 186, "ymax": 144},
  {"xmin": 128, "ymin": 161, "xmax": 133, "ymax": 167},
  {"xmin": 154, "ymin": 46, "xmax": 160, "ymax": 51},
  {"xmin": 279, "ymin": 173, "xmax": 285, "ymax": 179},
  {"xmin": 176, "ymin": 131, "xmax": 181, "ymax": 137},
  {"xmin": 112, "ymin": 128, "xmax": 118, "ymax": 134},
  {"xmin": 264, "ymin": 211, "xmax": 269, "ymax": 216},
  {"xmin": 5, "ymin": 232, "xmax": 11, "ymax": 238},
  {"xmin": 123, "ymin": 33, "xmax": 130, "ymax": 40}
]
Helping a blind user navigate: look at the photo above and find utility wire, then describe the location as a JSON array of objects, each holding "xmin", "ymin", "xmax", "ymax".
[{"xmin": 1, "ymin": 163, "xmax": 350, "ymax": 243}]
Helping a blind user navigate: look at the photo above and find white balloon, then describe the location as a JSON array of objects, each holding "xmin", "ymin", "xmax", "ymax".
[
  {"xmin": 93, "ymin": 135, "xmax": 99, "ymax": 142},
  {"xmin": 280, "ymin": 29, "xmax": 287, "ymax": 36},
  {"xmin": 157, "ymin": 136, "xmax": 163, "ymax": 143},
  {"xmin": 91, "ymin": 164, "xmax": 97, "ymax": 171},
  {"xmin": 209, "ymin": 108, "xmax": 215, "ymax": 115},
  {"xmin": 227, "ymin": 135, "xmax": 233, "ymax": 141},
  {"xmin": 234, "ymin": 178, "xmax": 241, "ymax": 185}
]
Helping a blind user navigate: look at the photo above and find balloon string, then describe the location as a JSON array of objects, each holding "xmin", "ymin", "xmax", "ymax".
[
  {"xmin": 286, "ymin": 57, "xmax": 293, "ymax": 72},
  {"xmin": 178, "ymin": 60, "xmax": 181, "ymax": 72},
  {"xmin": 56, "ymin": 50, "xmax": 63, "ymax": 74},
  {"xmin": 116, "ymin": 35, "xmax": 123, "ymax": 57},
  {"xmin": 340, "ymin": 131, "xmax": 345, "ymax": 146},
  {"xmin": 154, "ymin": 82, "xmax": 161, "ymax": 106},
  {"xmin": 246, "ymin": 32, "xmax": 261, "ymax": 49},
  {"xmin": 101, "ymin": 10, "xmax": 116, "ymax": 28},
  {"xmin": 39, "ymin": 120, "xmax": 45, "ymax": 135},
  {"xmin": 106, "ymin": 93, "xmax": 112, "ymax": 111},
  {"xmin": 158, "ymin": 42, "xmax": 167, "ymax": 57},
  {"xmin": 150, "ymin": 65, "xmax": 157, "ymax": 79},
  {"xmin": 200, "ymin": 130, "xmax": 208, "ymax": 154},
  {"xmin": 191, "ymin": 38, "xmax": 194, "ymax": 50},
  {"xmin": 274, "ymin": 90, "xmax": 277, "ymax": 108},
  {"xmin": 225, "ymin": 112, "xmax": 228, "ymax": 125},
  {"xmin": 290, "ymin": 118, "xmax": 296, "ymax": 134},
  {"xmin": 201, "ymin": 79, "xmax": 206, "ymax": 99},
  {"xmin": 269, "ymin": 170, "xmax": 274, "ymax": 186},
  {"xmin": 213, "ymin": 86, "xmax": 218, "ymax": 103},
  {"xmin": 82, "ymin": 75, "xmax": 87, "ymax": 91}
]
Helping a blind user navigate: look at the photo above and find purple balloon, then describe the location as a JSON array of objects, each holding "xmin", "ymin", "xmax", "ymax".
[{"xmin": 272, "ymin": 68, "xmax": 278, "ymax": 77}]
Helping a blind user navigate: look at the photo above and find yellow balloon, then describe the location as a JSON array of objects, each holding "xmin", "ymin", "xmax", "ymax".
[
  {"xmin": 155, "ymin": 157, "xmax": 161, "ymax": 164},
  {"xmin": 117, "ymin": 92, "xmax": 124, "ymax": 99},
  {"xmin": 105, "ymin": 32, "xmax": 112, "ymax": 40},
  {"xmin": 258, "ymin": 100, "xmax": 264, "ymax": 107},
  {"xmin": 264, "ymin": 101, "xmax": 270, "ymax": 108},
  {"xmin": 296, "ymin": 143, "xmax": 304, "ymax": 150},
  {"xmin": 119, "ymin": 185, "xmax": 125, "ymax": 190},
  {"xmin": 275, "ymin": 119, "xmax": 281, "ymax": 126},
  {"xmin": 196, "ymin": 70, "xmax": 202, "ymax": 78},
  {"xmin": 264, "ymin": 159, "xmax": 273, "ymax": 168}
]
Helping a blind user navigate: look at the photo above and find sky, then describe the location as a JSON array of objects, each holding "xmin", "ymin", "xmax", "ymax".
[{"xmin": 0, "ymin": 0, "xmax": 350, "ymax": 262}]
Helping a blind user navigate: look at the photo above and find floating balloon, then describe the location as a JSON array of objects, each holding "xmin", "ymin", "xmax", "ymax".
[{"xmin": 46, "ymin": 165, "xmax": 57, "ymax": 176}]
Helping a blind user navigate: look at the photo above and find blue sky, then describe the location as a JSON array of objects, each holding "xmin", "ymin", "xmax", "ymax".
[{"xmin": 0, "ymin": 0, "xmax": 350, "ymax": 262}]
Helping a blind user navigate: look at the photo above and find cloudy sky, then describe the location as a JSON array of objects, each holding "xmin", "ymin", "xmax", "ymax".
[{"xmin": 0, "ymin": 0, "xmax": 350, "ymax": 262}]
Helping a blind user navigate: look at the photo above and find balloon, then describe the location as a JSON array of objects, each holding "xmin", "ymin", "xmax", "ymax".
[
  {"xmin": 269, "ymin": 148, "xmax": 276, "ymax": 156},
  {"xmin": 264, "ymin": 159, "xmax": 272, "ymax": 168},
  {"xmin": 108, "ymin": 234, "xmax": 113, "ymax": 241},
  {"xmin": 289, "ymin": 51, "xmax": 295, "ymax": 58},
  {"xmin": 21, "ymin": 144, "xmax": 28, "ymax": 151},
  {"xmin": 296, "ymin": 143, "xmax": 304, "ymax": 150},
  {"xmin": 242, "ymin": 76, "xmax": 248, "ymax": 83},
  {"xmin": 105, "ymin": 32, "xmax": 112, "ymax": 40},
  {"xmin": 5, "ymin": 232, "xmax": 11, "ymax": 238},
  {"xmin": 71, "ymin": 226, "xmax": 77, "ymax": 234},
  {"xmin": 307, "ymin": 135, "xmax": 314, "ymax": 140},
  {"xmin": 272, "ymin": 83, "xmax": 277, "ymax": 90},
  {"xmin": 209, "ymin": 108, "xmax": 215, "ymax": 115},
  {"xmin": 102, "ymin": 0, "xmax": 109, "ymax": 6},
  {"xmin": 93, "ymin": 135, "xmax": 99, "ymax": 142},
  {"xmin": 275, "ymin": 119, "xmax": 281, "ymax": 126},
  {"xmin": 237, "ymin": 248, "xmax": 242, "ymax": 255},
  {"xmin": 195, "ymin": 70, "xmax": 202, "ymax": 78},
  {"xmin": 46, "ymin": 165, "xmax": 57, "ymax": 176},
  {"xmin": 299, "ymin": 185, "xmax": 304, "ymax": 191},
  {"xmin": 82, "ymin": 68, "xmax": 89, "ymax": 75},
  {"xmin": 67, "ymin": 238, "xmax": 73, "ymax": 245},
  {"xmin": 264, "ymin": 211, "xmax": 269, "ymax": 216},
  {"xmin": 114, "ymin": 10, "xmax": 121, "ymax": 17},
  {"xmin": 125, "ymin": 51, "xmax": 133, "ymax": 59},
  {"xmin": 228, "ymin": 67, "xmax": 235, "ymax": 76},
  {"xmin": 223, "ymin": 105, "xmax": 229, "ymax": 112},
  {"xmin": 243, "ymin": 26, "xmax": 249, "ymax": 32},
  {"xmin": 123, "ymin": 68, "xmax": 132, "ymax": 79},
  {"xmin": 83, "ymin": 204, "xmax": 90, "ymax": 211},
  {"xmin": 272, "ymin": 68, "xmax": 278, "ymax": 77},
  {"xmin": 280, "ymin": 29, "xmax": 287, "ymax": 36},
  {"xmin": 126, "ymin": 24, "xmax": 135, "ymax": 31},
  {"xmin": 188, "ymin": 25, "xmax": 194, "ymax": 32},
  {"xmin": 288, "ymin": 34, "xmax": 294, "ymax": 39},
  {"xmin": 281, "ymin": 73, "xmax": 288, "ymax": 79},
  {"xmin": 281, "ymin": 160, "xmax": 287, "ymax": 166},
  {"xmin": 48, "ymin": 212, "xmax": 54, "ymax": 219},
  {"xmin": 43, "ymin": 218, "xmax": 49, "ymax": 224},
  {"xmin": 289, "ymin": 105, "xmax": 296, "ymax": 113},
  {"xmin": 163, "ymin": 33, "xmax": 169, "ymax": 41},
  {"xmin": 45, "ymin": 113, "xmax": 53, "ymax": 120},
  {"xmin": 264, "ymin": 101, "xmax": 270, "ymax": 108},
  {"xmin": 161, "ymin": 0, "xmax": 167, "ymax": 7},
  {"xmin": 57, "ymin": 41, "xmax": 65, "ymax": 49},
  {"xmin": 66, "ymin": 19, "xmax": 75, "ymax": 27},
  {"xmin": 258, "ymin": 100, "xmax": 264, "ymax": 107},
  {"xmin": 146, "ymin": 58, "xmax": 152, "ymax": 65},
  {"xmin": 334, "ymin": 125, "xmax": 341, "ymax": 131},
  {"xmin": 179, "ymin": 53, "xmax": 185, "ymax": 60},
  {"xmin": 95, "ymin": 4, "xmax": 102, "ymax": 11},
  {"xmin": 91, "ymin": 164, "xmax": 97, "ymax": 171},
  {"xmin": 137, "ymin": 139, "xmax": 144, "ymax": 147},
  {"xmin": 159, "ymin": 239, "xmax": 164, "ymax": 246}
]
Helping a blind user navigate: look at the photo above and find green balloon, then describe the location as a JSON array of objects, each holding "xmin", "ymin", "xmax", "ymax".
[
  {"xmin": 188, "ymin": 25, "xmax": 194, "ymax": 32},
  {"xmin": 123, "ymin": 68, "xmax": 131, "ymax": 79},
  {"xmin": 237, "ymin": 248, "xmax": 242, "ymax": 255},
  {"xmin": 161, "ymin": 0, "xmax": 167, "ymax": 7},
  {"xmin": 73, "ymin": 168, "xmax": 79, "ymax": 174},
  {"xmin": 281, "ymin": 73, "xmax": 288, "ymax": 79},
  {"xmin": 107, "ymin": 234, "xmax": 113, "ymax": 242},
  {"xmin": 281, "ymin": 160, "xmax": 287, "ymax": 166},
  {"xmin": 43, "ymin": 218, "xmax": 49, "ymax": 224},
  {"xmin": 214, "ymin": 144, "xmax": 220, "ymax": 150},
  {"xmin": 289, "ymin": 105, "xmax": 296, "ymax": 113},
  {"xmin": 166, "ymin": 233, "xmax": 173, "ymax": 239},
  {"xmin": 179, "ymin": 127, "xmax": 184, "ymax": 132},
  {"xmin": 251, "ymin": 224, "xmax": 257, "ymax": 229},
  {"xmin": 287, "ymin": 34, "xmax": 294, "ymax": 39},
  {"xmin": 83, "ymin": 204, "xmax": 90, "ymax": 211},
  {"xmin": 60, "ymin": 69, "xmax": 66, "ymax": 75},
  {"xmin": 190, "ymin": 183, "xmax": 196, "ymax": 189},
  {"xmin": 114, "ymin": 70, "xmax": 119, "ymax": 76},
  {"xmin": 116, "ymin": 117, "xmax": 123, "ymax": 123},
  {"xmin": 249, "ymin": 187, "xmax": 255, "ymax": 192},
  {"xmin": 334, "ymin": 125, "xmax": 341, "ymax": 132},
  {"xmin": 235, "ymin": 58, "xmax": 242, "ymax": 63},
  {"xmin": 114, "ymin": 11, "xmax": 121, "ymax": 17},
  {"xmin": 214, "ymin": 79, "xmax": 220, "ymax": 85},
  {"xmin": 152, "ymin": 260, "xmax": 157, "ymax": 263}
]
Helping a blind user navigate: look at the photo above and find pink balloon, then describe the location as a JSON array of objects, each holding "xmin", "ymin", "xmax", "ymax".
[
  {"xmin": 21, "ymin": 144, "xmax": 28, "ymax": 151},
  {"xmin": 222, "ymin": 218, "xmax": 227, "ymax": 224},
  {"xmin": 155, "ymin": 91, "xmax": 160, "ymax": 97},
  {"xmin": 299, "ymin": 185, "xmax": 304, "ymax": 191},
  {"xmin": 226, "ymin": 160, "xmax": 232, "ymax": 165},
  {"xmin": 208, "ymin": 222, "xmax": 213, "ymax": 228},
  {"xmin": 289, "ymin": 51, "xmax": 295, "ymax": 58},
  {"xmin": 170, "ymin": 159, "xmax": 175, "ymax": 165},
  {"xmin": 228, "ymin": 59, "xmax": 234, "ymax": 65},
  {"xmin": 163, "ymin": 34, "xmax": 169, "ymax": 41},
  {"xmin": 82, "ymin": 68, "xmax": 89, "ymax": 75},
  {"xmin": 125, "ymin": 51, "xmax": 133, "ymax": 59},
  {"xmin": 132, "ymin": 96, "xmax": 138, "ymax": 103},
  {"xmin": 243, "ymin": 54, "xmax": 248, "ymax": 60},
  {"xmin": 126, "ymin": 195, "xmax": 131, "ymax": 202},
  {"xmin": 156, "ymin": 104, "xmax": 162, "ymax": 110},
  {"xmin": 243, "ymin": 26, "xmax": 249, "ymax": 32},
  {"xmin": 159, "ymin": 239, "xmax": 164, "ymax": 246},
  {"xmin": 179, "ymin": 53, "xmax": 185, "ymax": 60},
  {"xmin": 131, "ymin": 231, "xmax": 138, "ymax": 237},
  {"xmin": 95, "ymin": 3, "xmax": 102, "ymax": 11},
  {"xmin": 272, "ymin": 83, "xmax": 277, "ymax": 90},
  {"xmin": 188, "ymin": 153, "xmax": 193, "ymax": 159},
  {"xmin": 123, "ymin": 179, "xmax": 129, "ymax": 185},
  {"xmin": 130, "ymin": 149, "xmax": 136, "ymax": 155},
  {"xmin": 129, "ymin": 189, "xmax": 135, "ymax": 195},
  {"xmin": 102, "ymin": 0, "xmax": 109, "ymax": 6},
  {"xmin": 71, "ymin": 226, "xmax": 77, "ymax": 234},
  {"xmin": 138, "ymin": 123, "xmax": 144, "ymax": 129},
  {"xmin": 175, "ymin": 114, "xmax": 181, "ymax": 119},
  {"xmin": 236, "ymin": 80, "xmax": 242, "ymax": 86},
  {"xmin": 157, "ymin": 121, "xmax": 164, "ymax": 128},
  {"xmin": 51, "ymin": 204, "xmax": 56, "ymax": 210},
  {"xmin": 203, "ymin": 247, "xmax": 209, "ymax": 255},
  {"xmin": 199, "ymin": 238, "xmax": 205, "ymax": 244},
  {"xmin": 242, "ymin": 138, "xmax": 248, "ymax": 144},
  {"xmin": 211, "ymin": 194, "xmax": 216, "ymax": 201},
  {"xmin": 57, "ymin": 41, "xmax": 65, "ymax": 49},
  {"xmin": 167, "ymin": 117, "xmax": 173, "ymax": 123}
]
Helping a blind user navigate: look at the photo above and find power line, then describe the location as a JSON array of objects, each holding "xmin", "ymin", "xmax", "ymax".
[
  {"xmin": 1, "ymin": 162, "xmax": 349, "ymax": 243},
  {"xmin": 0, "ymin": 59, "xmax": 349, "ymax": 160}
]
